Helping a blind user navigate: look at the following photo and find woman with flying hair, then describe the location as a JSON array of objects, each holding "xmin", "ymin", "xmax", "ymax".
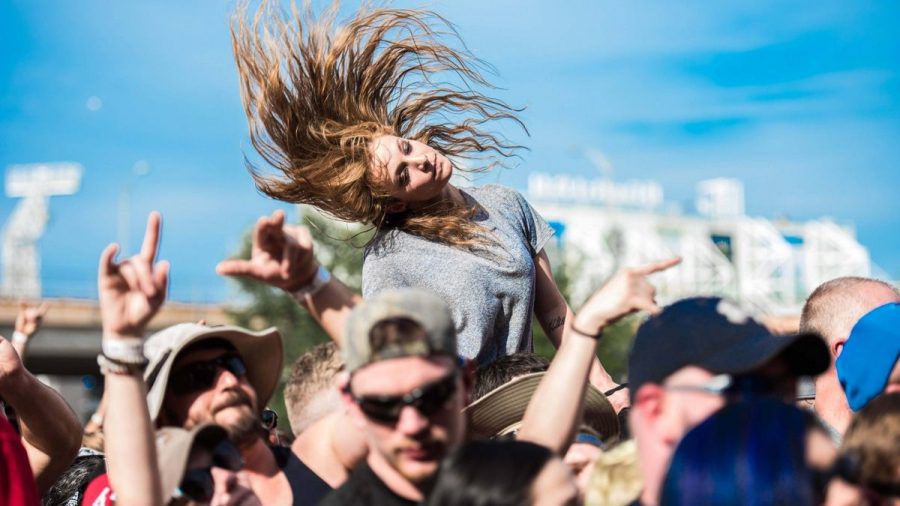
[{"xmin": 221, "ymin": 1, "xmax": 628, "ymax": 405}]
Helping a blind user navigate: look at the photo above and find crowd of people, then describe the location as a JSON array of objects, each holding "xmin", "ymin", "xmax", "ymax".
[{"xmin": 2, "ymin": 2, "xmax": 899, "ymax": 505}]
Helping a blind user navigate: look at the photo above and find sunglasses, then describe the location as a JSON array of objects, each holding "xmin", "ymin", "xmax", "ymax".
[
  {"xmin": 176, "ymin": 440, "xmax": 243, "ymax": 502},
  {"xmin": 261, "ymin": 409, "xmax": 278, "ymax": 430},
  {"xmin": 346, "ymin": 370, "xmax": 459, "ymax": 424},
  {"xmin": 169, "ymin": 354, "xmax": 248, "ymax": 396}
]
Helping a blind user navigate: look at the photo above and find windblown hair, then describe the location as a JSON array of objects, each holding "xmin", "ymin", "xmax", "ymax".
[{"xmin": 232, "ymin": 1, "xmax": 525, "ymax": 246}]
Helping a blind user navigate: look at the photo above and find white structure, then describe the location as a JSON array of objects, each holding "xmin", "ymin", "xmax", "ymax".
[
  {"xmin": 530, "ymin": 174, "xmax": 871, "ymax": 315},
  {"xmin": 2, "ymin": 163, "xmax": 83, "ymax": 299}
]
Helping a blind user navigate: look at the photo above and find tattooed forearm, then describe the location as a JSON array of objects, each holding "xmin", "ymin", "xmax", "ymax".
[{"xmin": 548, "ymin": 315, "xmax": 565, "ymax": 332}]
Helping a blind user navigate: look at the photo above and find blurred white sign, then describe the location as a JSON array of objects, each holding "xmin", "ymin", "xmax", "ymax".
[
  {"xmin": 6, "ymin": 163, "xmax": 83, "ymax": 197},
  {"xmin": 528, "ymin": 173, "xmax": 663, "ymax": 210}
]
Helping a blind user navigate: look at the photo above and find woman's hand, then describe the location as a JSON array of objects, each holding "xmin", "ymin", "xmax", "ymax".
[
  {"xmin": 98, "ymin": 212, "xmax": 169, "ymax": 338},
  {"xmin": 216, "ymin": 210, "xmax": 319, "ymax": 292},
  {"xmin": 573, "ymin": 257, "xmax": 681, "ymax": 336}
]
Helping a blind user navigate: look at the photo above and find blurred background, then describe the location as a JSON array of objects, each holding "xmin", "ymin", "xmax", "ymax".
[{"xmin": 2, "ymin": 0, "xmax": 898, "ymax": 420}]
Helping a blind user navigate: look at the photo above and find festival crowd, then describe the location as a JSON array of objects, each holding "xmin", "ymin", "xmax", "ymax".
[{"xmin": 2, "ymin": 2, "xmax": 898, "ymax": 505}]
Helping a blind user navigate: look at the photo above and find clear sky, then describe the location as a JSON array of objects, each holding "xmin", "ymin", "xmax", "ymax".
[{"xmin": 2, "ymin": 0, "xmax": 898, "ymax": 302}]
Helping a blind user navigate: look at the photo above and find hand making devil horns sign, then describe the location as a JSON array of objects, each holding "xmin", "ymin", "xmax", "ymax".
[
  {"xmin": 216, "ymin": 209, "xmax": 319, "ymax": 293},
  {"xmin": 98, "ymin": 211, "xmax": 170, "ymax": 338}
]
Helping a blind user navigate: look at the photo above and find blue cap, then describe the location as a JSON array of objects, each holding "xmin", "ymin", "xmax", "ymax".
[{"xmin": 836, "ymin": 302, "xmax": 900, "ymax": 411}]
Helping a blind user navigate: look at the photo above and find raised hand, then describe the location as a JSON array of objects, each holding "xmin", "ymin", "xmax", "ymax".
[
  {"xmin": 216, "ymin": 210, "xmax": 318, "ymax": 292},
  {"xmin": 15, "ymin": 301, "xmax": 49, "ymax": 339},
  {"xmin": 573, "ymin": 257, "xmax": 681, "ymax": 335},
  {"xmin": 98, "ymin": 212, "xmax": 169, "ymax": 338}
]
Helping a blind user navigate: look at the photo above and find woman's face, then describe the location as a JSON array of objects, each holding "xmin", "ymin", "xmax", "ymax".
[
  {"xmin": 531, "ymin": 457, "xmax": 580, "ymax": 506},
  {"xmin": 368, "ymin": 134, "xmax": 453, "ymax": 208}
]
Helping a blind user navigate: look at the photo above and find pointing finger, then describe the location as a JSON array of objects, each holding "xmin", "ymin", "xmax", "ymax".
[
  {"xmin": 216, "ymin": 259, "xmax": 255, "ymax": 277},
  {"xmin": 139, "ymin": 212, "xmax": 162, "ymax": 263},
  {"xmin": 634, "ymin": 256, "xmax": 681, "ymax": 276}
]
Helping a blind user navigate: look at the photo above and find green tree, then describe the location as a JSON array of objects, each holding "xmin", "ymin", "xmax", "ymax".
[{"xmin": 532, "ymin": 241, "xmax": 636, "ymax": 382}]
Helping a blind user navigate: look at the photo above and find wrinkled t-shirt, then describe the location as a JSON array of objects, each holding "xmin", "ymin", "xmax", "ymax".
[{"xmin": 363, "ymin": 184, "xmax": 554, "ymax": 364}]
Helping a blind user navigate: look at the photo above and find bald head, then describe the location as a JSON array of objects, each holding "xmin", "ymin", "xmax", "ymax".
[{"xmin": 800, "ymin": 277, "xmax": 899, "ymax": 347}]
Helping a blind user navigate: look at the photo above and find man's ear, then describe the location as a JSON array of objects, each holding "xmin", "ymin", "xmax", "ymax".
[
  {"xmin": 833, "ymin": 339, "xmax": 846, "ymax": 358},
  {"xmin": 631, "ymin": 383, "xmax": 664, "ymax": 432},
  {"xmin": 338, "ymin": 374, "xmax": 368, "ymax": 429}
]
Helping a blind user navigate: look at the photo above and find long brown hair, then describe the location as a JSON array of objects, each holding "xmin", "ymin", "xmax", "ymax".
[{"xmin": 231, "ymin": 1, "xmax": 525, "ymax": 247}]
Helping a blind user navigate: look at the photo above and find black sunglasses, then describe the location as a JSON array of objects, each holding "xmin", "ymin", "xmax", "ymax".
[
  {"xmin": 346, "ymin": 370, "xmax": 459, "ymax": 424},
  {"xmin": 169, "ymin": 354, "xmax": 248, "ymax": 396},
  {"xmin": 176, "ymin": 440, "xmax": 243, "ymax": 502},
  {"xmin": 261, "ymin": 409, "xmax": 278, "ymax": 430}
]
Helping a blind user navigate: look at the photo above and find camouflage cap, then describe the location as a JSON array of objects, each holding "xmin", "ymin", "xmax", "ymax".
[{"xmin": 343, "ymin": 288, "xmax": 457, "ymax": 373}]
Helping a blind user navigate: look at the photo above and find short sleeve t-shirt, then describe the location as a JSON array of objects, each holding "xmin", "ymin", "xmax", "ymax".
[{"xmin": 363, "ymin": 185, "xmax": 554, "ymax": 365}]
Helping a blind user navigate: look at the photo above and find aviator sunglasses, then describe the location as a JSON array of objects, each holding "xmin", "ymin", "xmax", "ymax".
[
  {"xmin": 346, "ymin": 370, "xmax": 460, "ymax": 424},
  {"xmin": 169, "ymin": 354, "xmax": 248, "ymax": 396}
]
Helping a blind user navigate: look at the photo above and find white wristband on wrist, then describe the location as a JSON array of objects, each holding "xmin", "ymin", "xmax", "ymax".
[
  {"xmin": 101, "ymin": 337, "xmax": 146, "ymax": 364},
  {"xmin": 291, "ymin": 266, "xmax": 332, "ymax": 300},
  {"xmin": 11, "ymin": 331, "xmax": 29, "ymax": 345}
]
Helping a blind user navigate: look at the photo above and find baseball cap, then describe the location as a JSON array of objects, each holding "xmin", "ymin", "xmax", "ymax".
[
  {"xmin": 143, "ymin": 323, "xmax": 283, "ymax": 422},
  {"xmin": 464, "ymin": 372, "xmax": 619, "ymax": 441},
  {"xmin": 836, "ymin": 302, "xmax": 900, "ymax": 411},
  {"xmin": 628, "ymin": 297, "xmax": 829, "ymax": 401},
  {"xmin": 343, "ymin": 288, "xmax": 457, "ymax": 373}
]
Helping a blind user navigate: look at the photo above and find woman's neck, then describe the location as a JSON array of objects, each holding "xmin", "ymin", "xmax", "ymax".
[{"xmin": 404, "ymin": 183, "xmax": 465, "ymax": 212}]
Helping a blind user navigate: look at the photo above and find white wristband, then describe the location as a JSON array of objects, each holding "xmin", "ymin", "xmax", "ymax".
[
  {"xmin": 11, "ymin": 331, "xmax": 29, "ymax": 345},
  {"xmin": 291, "ymin": 266, "xmax": 332, "ymax": 300},
  {"xmin": 101, "ymin": 337, "xmax": 145, "ymax": 364}
]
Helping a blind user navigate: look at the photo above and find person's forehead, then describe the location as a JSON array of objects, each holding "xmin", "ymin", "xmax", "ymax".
[
  {"xmin": 663, "ymin": 365, "xmax": 716, "ymax": 385},
  {"xmin": 351, "ymin": 355, "xmax": 455, "ymax": 394},
  {"xmin": 367, "ymin": 134, "xmax": 397, "ymax": 175}
]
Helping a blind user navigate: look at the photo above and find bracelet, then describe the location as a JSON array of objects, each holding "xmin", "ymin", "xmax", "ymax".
[
  {"xmin": 97, "ymin": 354, "xmax": 147, "ymax": 375},
  {"xmin": 291, "ymin": 266, "xmax": 332, "ymax": 300},
  {"xmin": 11, "ymin": 331, "xmax": 29, "ymax": 345},
  {"xmin": 101, "ymin": 337, "xmax": 145, "ymax": 364},
  {"xmin": 603, "ymin": 383, "xmax": 628, "ymax": 397},
  {"xmin": 570, "ymin": 324, "xmax": 604, "ymax": 340}
]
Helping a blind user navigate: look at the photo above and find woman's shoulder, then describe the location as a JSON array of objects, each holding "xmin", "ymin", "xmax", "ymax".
[{"xmin": 463, "ymin": 184, "xmax": 529, "ymax": 210}]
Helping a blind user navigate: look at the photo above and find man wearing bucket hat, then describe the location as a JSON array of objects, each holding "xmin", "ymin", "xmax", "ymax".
[
  {"xmin": 142, "ymin": 321, "xmax": 333, "ymax": 506},
  {"xmin": 800, "ymin": 276, "xmax": 900, "ymax": 440},
  {"xmin": 90, "ymin": 212, "xmax": 331, "ymax": 506}
]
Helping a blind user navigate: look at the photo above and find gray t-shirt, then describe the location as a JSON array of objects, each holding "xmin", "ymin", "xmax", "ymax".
[{"xmin": 362, "ymin": 185, "xmax": 555, "ymax": 365}]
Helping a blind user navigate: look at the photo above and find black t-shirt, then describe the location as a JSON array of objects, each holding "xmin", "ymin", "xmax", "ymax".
[
  {"xmin": 272, "ymin": 445, "xmax": 333, "ymax": 506},
  {"xmin": 319, "ymin": 462, "xmax": 418, "ymax": 506}
]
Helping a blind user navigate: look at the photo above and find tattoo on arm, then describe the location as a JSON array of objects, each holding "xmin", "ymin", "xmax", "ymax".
[{"xmin": 548, "ymin": 315, "xmax": 565, "ymax": 332}]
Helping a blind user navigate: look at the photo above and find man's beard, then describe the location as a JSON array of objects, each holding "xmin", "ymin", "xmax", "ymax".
[{"xmin": 212, "ymin": 390, "xmax": 260, "ymax": 448}]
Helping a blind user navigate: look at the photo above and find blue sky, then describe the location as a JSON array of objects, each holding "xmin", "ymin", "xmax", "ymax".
[{"xmin": 2, "ymin": 0, "xmax": 898, "ymax": 302}]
